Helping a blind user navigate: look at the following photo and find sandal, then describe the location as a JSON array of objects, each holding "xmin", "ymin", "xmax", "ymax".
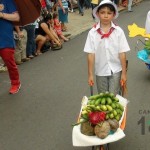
[
  {"xmin": 52, "ymin": 45, "xmax": 62, "ymax": 51},
  {"xmin": 62, "ymin": 28, "xmax": 67, "ymax": 32},
  {"xmin": 35, "ymin": 52, "xmax": 42, "ymax": 56}
]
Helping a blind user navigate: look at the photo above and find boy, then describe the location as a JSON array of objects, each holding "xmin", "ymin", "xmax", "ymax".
[
  {"xmin": 84, "ymin": 0, "xmax": 130, "ymax": 95},
  {"xmin": 0, "ymin": 0, "xmax": 21, "ymax": 94}
]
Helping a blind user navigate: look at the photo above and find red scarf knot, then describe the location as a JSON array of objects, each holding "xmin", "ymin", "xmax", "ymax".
[{"xmin": 97, "ymin": 27, "xmax": 115, "ymax": 39}]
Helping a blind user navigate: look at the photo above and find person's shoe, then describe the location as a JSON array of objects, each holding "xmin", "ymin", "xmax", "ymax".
[
  {"xmin": 68, "ymin": 8, "xmax": 71, "ymax": 12},
  {"xmin": 64, "ymin": 33, "xmax": 71, "ymax": 37},
  {"xmin": 128, "ymin": 10, "xmax": 133, "ymax": 12},
  {"xmin": 28, "ymin": 55, "xmax": 34, "ymax": 59},
  {"xmin": 9, "ymin": 84, "xmax": 21, "ymax": 94},
  {"xmin": 21, "ymin": 57, "xmax": 30, "ymax": 62},
  {"xmin": 71, "ymin": 9, "xmax": 74, "ymax": 13},
  {"xmin": 15, "ymin": 61, "xmax": 23, "ymax": 65},
  {"xmin": 81, "ymin": 12, "xmax": 84, "ymax": 16},
  {"xmin": 0, "ymin": 65, "xmax": 7, "ymax": 73},
  {"xmin": 35, "ymin": 52, "xmax": 42, "ymax": 56},
  {"xmin": 52, "ymin": 45, "xmax": 62, "ymax": 51}
]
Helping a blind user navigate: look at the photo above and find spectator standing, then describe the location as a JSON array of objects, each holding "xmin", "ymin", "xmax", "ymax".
[
  {"xmin": 40, "ymin": 0, "xmax": 47, "ymax": 9},
  {"xmin": 91, "ymin": 0, "xmax": 99, "ymax": 20},
  {"xmin": 128, "ymin": 0, "xmax": 133, "ymax": 12},
  {"xmin": 113, "ymin": 0, "xmax": 119, "ymax": 6},
  {"xmin": 14, "ymin": 26, "xmax": 30, "ymax": 65},
  {"xmin": 24, "ymin": 22, "xmax": 37, "ymax": 59},
  {"xmin": 78, "ymin": 0, "xmax": 85, "ymax": 16},
  {"xmin": 84, "ymin": 0, "xmax": 130, "ymax": 94},
  {"xmin": 46, "ymin": 0, "xmax": 53, "ymax": 12},
  {"xmin": 67, "ymin": 0, "xmax": 74, "ymax": 12},
  {"xmin": 0, "ymin": 0, "xmax": 21, "ymax": 94},
  {"xmin": 57, "ymin": 0, "xmax": 69, "ymax": 31}
]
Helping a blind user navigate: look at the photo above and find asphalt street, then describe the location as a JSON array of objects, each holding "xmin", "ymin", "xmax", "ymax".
[{"xmin": 0, "ymin": 1, "xmax": 150, "ymax": 150}]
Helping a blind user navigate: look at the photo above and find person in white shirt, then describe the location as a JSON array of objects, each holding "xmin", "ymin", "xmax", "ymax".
[
  {"xmin": 84, "ymin": 0, "xmax": 130, "ymax": 95},
  {"xmin": 128, "ymin": 0, "xmax": 133, "ymax": 12},
  {"xmin": 145, "ymin": 11, "xmax": 150, "ymax": 34}
]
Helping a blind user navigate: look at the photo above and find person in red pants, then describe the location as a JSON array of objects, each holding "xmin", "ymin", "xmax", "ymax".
[{"xmin": 0, "ymin": 0, "xmax": 21, "ymax": 94}]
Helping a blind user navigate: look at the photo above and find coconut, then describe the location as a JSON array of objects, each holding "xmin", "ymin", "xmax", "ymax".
[
  {"xmin": 81, "ymin": 121, "xmax": 95, "ymax": 136},
  {"xmin": 94, "ymin": 121, "xmax": 110, "ymax": 139},
  {"xmin": 107, "ymin": 119, "xmax": 119, "ymax": 132}
]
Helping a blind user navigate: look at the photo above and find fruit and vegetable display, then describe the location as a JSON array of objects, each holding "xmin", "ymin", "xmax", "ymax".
[{"xmin": 72, "ymin": 92, "xmax": 124, "ymax": 139}]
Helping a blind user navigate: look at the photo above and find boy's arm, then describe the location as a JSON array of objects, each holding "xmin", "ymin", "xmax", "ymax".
[
  {"xmin": 87, "ymin": 53, "xmax": 95, "ymax": 86},
  {"xmin": 119, "ymin": 52, "xmax": 127, "ymax": 82},
  {"xmin": 0, "ymin": 12, "xmax": 19, "ymax": 22},
  {"xmin": 14, "ymin": 26, "xmax": 24, "ymax": 38}
]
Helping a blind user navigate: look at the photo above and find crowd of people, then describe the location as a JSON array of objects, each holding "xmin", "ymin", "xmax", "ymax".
[
  {"xmin": 0, "ymin": 0, "xmax": 140, "ymax": 94},
  {"xmin": 0, "ymin": 0, "xmax": 138, "ymax": 66}
]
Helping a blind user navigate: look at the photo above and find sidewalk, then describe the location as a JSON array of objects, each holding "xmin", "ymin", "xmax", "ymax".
[
  {"xmin": 65, "ymin": 0, "xmax": 143, "ymax": 39},
  {"xmin": 0, "ymin": 0, "xmax": 143, "ymax": 65}
]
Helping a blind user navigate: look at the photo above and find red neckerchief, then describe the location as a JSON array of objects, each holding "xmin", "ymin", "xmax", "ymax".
[{"xmin": 93, "ymin": 23, "xmax": 115, "ymax": 39}]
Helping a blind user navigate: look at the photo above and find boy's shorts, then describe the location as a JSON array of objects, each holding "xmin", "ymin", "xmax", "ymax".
[{"xmin": 96, "ymin": 71, "xmax": 121, "ymax": 95}]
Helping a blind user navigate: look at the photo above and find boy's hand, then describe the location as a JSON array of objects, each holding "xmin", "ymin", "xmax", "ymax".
[
  {"xmin": 88, "ymin": 75, "xmax": 94, "ymax": 86},
  {"xmin": 18, "ymin": 31, "xmax": 24, "ymax": 38},
  {"xmin": 121, "ymin": 72, "xmax": 127, "ymax": 83}
]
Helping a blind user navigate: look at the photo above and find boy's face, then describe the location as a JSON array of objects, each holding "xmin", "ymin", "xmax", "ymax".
[{"xmin": 96, "ymin": 6, "xmax": 115, "ymax": 25}]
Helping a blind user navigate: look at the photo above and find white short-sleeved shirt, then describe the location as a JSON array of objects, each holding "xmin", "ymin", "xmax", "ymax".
[
  {"xmin": 84, "ymin": 22, "xmax": 130, "ymax": 76},
  {"xmin": 145, "ymin": 11, "xmax": 150, "ymax": 34}
]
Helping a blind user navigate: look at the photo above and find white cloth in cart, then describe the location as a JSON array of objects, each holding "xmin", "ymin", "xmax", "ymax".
[
  {"xmin": 73, "ymin": 125, "xmax": 125, "ymax": 146},
  {"xmin": 72, "ymin": 95, "xmax": 128, "ymax": 146}
]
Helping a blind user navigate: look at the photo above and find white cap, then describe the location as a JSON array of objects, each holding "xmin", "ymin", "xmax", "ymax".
[
  {"xmin": 145, "ymin": 11, "xmax": 150, "ymax": 34},
  {"xmin": 93, "ymin": 0, "xmax": 119, "ymax": 20}
]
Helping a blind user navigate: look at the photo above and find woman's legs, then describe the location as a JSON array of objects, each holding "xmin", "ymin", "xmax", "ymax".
[
  {"xmin": 59, "ymin": 34, "xmax": 69, "ymax": 41},
  {"xmin": 35, "ymin": 35, "xmax": 47, "ymax": 54}
]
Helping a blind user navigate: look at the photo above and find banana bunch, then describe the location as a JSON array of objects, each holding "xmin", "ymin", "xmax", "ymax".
[{"xmin": 80, "ymin": 92, "xmax": 124, "ymax": 122}]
